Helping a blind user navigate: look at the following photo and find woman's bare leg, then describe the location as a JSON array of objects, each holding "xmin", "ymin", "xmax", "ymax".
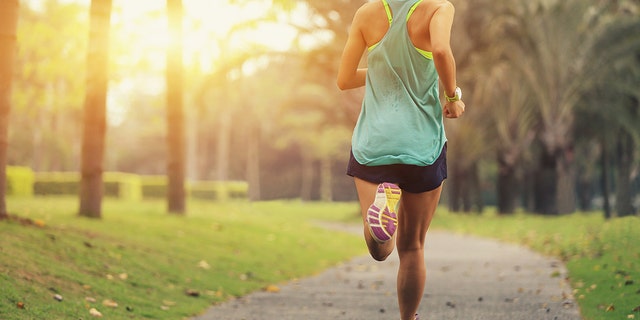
[
  {"xmin": 354, "ymin": 177, "xmax": 395, "ymax": 261},
  {"xmin": 396, "ymin": 185, "xmax": 443, "ymax": 320}
]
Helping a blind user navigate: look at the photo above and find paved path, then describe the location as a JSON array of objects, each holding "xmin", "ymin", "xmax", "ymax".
[{"xmin": 192, "ymin": 230, "xmax": 582, "ymax": 320}]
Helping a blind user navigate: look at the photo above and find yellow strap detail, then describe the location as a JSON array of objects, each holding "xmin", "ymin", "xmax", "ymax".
[
  {"xmin": 415, "ymin": 48, "xmax": 433, "ymax": 60},
  {"xmin": 382, "ymin": 0, "xmax": 392, "ymax": 25},
  {"xmin": 406, "ymin": 0, "xmax": 424, "ymax": 22}
]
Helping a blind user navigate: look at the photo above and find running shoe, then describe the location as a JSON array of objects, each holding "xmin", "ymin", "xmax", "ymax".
[{"xmin": 366, "ymin": 182, "xmax": 401, "ymax": 243}]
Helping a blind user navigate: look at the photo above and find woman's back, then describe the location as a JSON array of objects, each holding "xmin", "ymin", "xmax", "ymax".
[{"xmin": 358, "ymin": 0, "xmax": 449, "ymax": 53}]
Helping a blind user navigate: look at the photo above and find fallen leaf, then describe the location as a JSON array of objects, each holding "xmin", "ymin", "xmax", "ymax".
[
  {"xmin": 119, "ymin": 273, "xmax": 128, "ymax": 280},
  {"xmin": 627, "ymin": 314, "xmax": 635, "ymax": 319},
  {"xmin": 197, "ymin": 260, "xmax": 211, "ymax": 270},
  {"xmin": 16, "ymin": 302, "xmax": 24, "ymax": 309},
  {"xmin": 265, "ymin": 285, "xmax": 280, "ymax": 293},
  {"xmin": 34, "ymin": 219, "xmax": 45, "ymax": 227},
  {"xmin": 633, "ymin": 305, "xmax": 640, "ymax": 312},
  {"xmin": 85, "ymin": 297, "xmax": 97, "ymax": 303},
  {"xmin": 89, "ymin": 308, "xmax": 103, "ymax": 317},
  {"xmin": 102, "ymin": 299, "xmax": 118, "ymax": 308},
  {"xmin": 606, "ymin": 304, "xmax": 615, "ymax": 312}
]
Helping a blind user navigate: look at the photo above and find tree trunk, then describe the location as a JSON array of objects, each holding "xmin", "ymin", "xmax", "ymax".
[
  {"xmin": 166, "ymin": 0, "xmax": 185, "ymax": 214},
  {"xmin": 601, "ymin": 135, "xmax": 612, "ymax": 219},
  {"xmin": 447, "ymin": 164, "xmax": 462, "ymax": 212},
  {"xmin": 555, "ymin": 146, "xmax": 576, "ymax": 215},
  {"xmin": 215, "ymin": 110, "xmax": 231, "ymax": 181},
  {"xmin": 497, "ymin": 159, "xmax": 518, "ymax": 214},
  {"xmin": 533, "ymin": 151, "xmax": 557, "ymax": 215},
  {"xmin": 246, "ymin": 128, "xmax": 261, "ymax": 201},
  {"xmin": 0, "ymin": 0, "xmax": 19, "ymax": 219},
  {"xmin": 615, "ymin": 132, "xmax": 634, "ymax": 217},
  {"xmin": 300, "ymin": 152, "xmax": 314, "ymax": 202},
  {"xmin": 319, "ymin": 156, "xmax": 332, "ymax": 202},
  {"xmin": 79, "ymin": 0, "xmax": 112, "ymax": 219}
]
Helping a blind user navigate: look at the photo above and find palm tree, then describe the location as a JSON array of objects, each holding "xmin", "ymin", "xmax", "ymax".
[
  {"xmin": 475, "ymin": 61, "xmax": 536, "ymax": 214},
  {"xmin": 166, "ymin": 0, "xmax": 185, "ymax": 214},
  {"xmin": 484, "ymin": 0, "xmax": 640, "ymax": 214},
  {"xmin": 0, "ymin": 0, "xmax": 19, "ymax": 219},
  {"xmin": 78, "ymin": 0, "xmax": 112, "ymax": 218},
  {"xmin": 576, "ymin": 23, "xmax": 640, "ymax": 218}
]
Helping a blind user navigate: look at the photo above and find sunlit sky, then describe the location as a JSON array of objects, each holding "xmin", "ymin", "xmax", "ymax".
[
  {"xmin": 29, "ymin": 0, "xmax": 302, "ymax": 71},
  {"xmin": 27, "ymin": 0, "xmax": 309, "ymax": 125}
]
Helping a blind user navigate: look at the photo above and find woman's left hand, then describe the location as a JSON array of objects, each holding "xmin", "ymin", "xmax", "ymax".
[{"xmin": 444, "ymin": 100, "xmax": 465, "ymax": 119}]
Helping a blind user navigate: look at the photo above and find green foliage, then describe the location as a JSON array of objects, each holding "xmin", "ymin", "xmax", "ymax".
[
  {"xmin": 432, "ymin": 209, "xmax": 640, "ymax": 320},
  {"xmin": 11, "ymin": 1, "xmax": 87, "ymax": 170},
  {"xmin": 139, "ymin": 175, "xmax": 167, "ymax": 199},
  {"xmin": 30, "ymin": 173, "xmax": 246, "ymax": 201},
  {"xmin": 5, "ymin": 166, "xmax": 35, "ymax": 197},
  {"xmin": 0, "ymin": 198, "xmax": 363, "ymax": 319},
  {"xmin": 33, "ymin": 172, "xmax": 79, "ymax": 196},
  {"xmin": 190, "ymin": 181, "xmax": 249, "ymax": 201},
  {"xmin": 105, "ymin": 173, "xmax": 142, "ymax": 202}
]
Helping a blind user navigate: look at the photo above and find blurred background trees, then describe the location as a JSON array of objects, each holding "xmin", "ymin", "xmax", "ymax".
[{"xmin": 4, "ymin": 0, "xmax": 640, "ymax": 217}]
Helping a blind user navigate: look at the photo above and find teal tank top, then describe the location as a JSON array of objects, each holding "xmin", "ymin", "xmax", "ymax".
[{"xmin": 351, "ymin": 0, "xmax": 447, "ymax": 166}]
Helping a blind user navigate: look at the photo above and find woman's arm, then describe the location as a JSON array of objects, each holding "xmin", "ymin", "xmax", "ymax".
[
  {"xmin": 430, "ymin": 2, "xmax": 456, "ymax": 97},
  {"xmin": 337, "ymin": 9, "xmax": 368, "ymax": 90},
  {"xmin": 430, "ymin": 2, "xmax": 465, "ymax": 118}
]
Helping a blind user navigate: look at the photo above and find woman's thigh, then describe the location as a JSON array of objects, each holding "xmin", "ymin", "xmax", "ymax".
[{"xmin": 396, "ymin": 185, "xmax": 443, "ymax": 251}]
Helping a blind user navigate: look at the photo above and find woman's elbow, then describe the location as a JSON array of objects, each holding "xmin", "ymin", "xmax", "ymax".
[{"xmin": 336, "ymin": 78, "xmax": 349, "ymax": 91}]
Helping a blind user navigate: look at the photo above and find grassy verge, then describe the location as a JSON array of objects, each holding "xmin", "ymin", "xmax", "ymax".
[
  {"xmin": 0, "ymin": 197, "xmax": 365, "ymax": 320},
  {"xmin": 431, "ymin": 209, "xmax": 640, "ymax": 320}
]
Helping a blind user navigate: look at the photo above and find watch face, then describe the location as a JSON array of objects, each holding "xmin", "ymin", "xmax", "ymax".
[{"xmin": 455, "ymin": 87, "xmax": 462, "ymax": 100}]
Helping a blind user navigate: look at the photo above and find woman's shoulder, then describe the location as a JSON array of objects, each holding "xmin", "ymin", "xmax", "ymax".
[
  {"xmin": 356, "ymin": 1, "xmax": 385, "ymax": 17},
  {"xmin": 353, "ymin": 1, "xmax": 389, "ymax": 30},
  {"xmin": 418, "ymin": 0, "xmax": 454, "ymax": 12}
]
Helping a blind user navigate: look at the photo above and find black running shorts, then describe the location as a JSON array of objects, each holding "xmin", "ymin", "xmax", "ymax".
[{"xmin": 346, "ymin": 143, "xmax": 447, "ymax": 193}]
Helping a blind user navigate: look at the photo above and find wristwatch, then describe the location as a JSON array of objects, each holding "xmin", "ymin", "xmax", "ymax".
[{"xmin": 445, "ymin": 87, "xmax": 462, "ymax": 102}]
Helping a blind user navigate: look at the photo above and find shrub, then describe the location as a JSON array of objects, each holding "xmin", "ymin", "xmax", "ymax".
[
  {"xmin": 34, "ymin": 172, "xmax": 79, "ymax": 196},
  {"xmin": 104, "ymin": 172, "xmax": 142, "ymax": 201},
  {"xmin": 140, "ymin": 176, "xmax": 167, "ymax": 199},
  {"xmin": 189, "ymin": 180, "xmax": 248, "ymax": 201},
  {"xmin": 34, "ymin": 172, "xmax": 142, "ymax": 200},
  {"xmin": 6, "ymin": 166, "xmax": 35, "ymax": 196}
]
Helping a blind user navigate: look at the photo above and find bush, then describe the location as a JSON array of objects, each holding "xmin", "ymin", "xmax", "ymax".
[
  {"xmin": 140, "ymin": 176, "xmax": 167, "ymax": 199},
  {"xmin": 104, "ymin": 173, "xmax": 142, "ymax": 201},
  {"xmin": 189, "ymin": 180, "xmax": 248, "ymax": 201},
  {"xmin": 34, "ymin": 172, "xmax": 142, "ymax": 200},
  {"xmin": 34, "ymin": 172, "xmax": 79, "ymax": 196},
  {"xmin": 28, "ymin": 171, "xmax": 248, "ymax": 201},
  {"xmin": 6, "ymin": 166, "xmax": 35, "ymax": 196}
]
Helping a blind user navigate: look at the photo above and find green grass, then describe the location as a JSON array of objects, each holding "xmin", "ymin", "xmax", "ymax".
[
  {"xmin": 430, "ymin": 209, "xmax": 640, "ymax": 320},
  {"xmin": 0, "ymin": 197, "xmax": 365, "ymax": 320}
]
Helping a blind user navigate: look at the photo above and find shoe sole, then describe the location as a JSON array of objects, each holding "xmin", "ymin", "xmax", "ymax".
[{"xmin": 366, "ymin": 182, "xmax": 401, "ymax": 243}]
